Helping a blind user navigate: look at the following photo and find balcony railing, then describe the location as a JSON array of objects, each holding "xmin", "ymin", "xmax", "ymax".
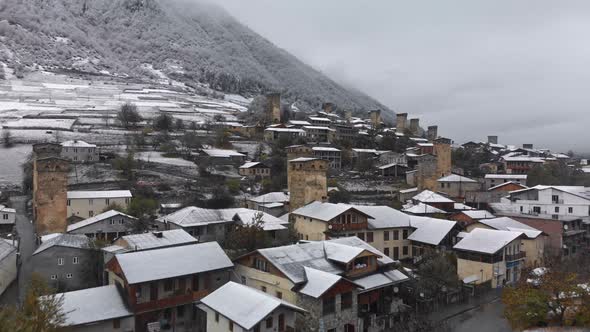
[
  {"xmin": 505, "ymin": 252, "xmax": 526, "ymax": 262},
  {"xmin": 328, "ymin": 222, "xmax": 367, "ymax": 232},
  {"xmin": 134, "ymin": 289, "xmax": 209, "ymax": 313}
]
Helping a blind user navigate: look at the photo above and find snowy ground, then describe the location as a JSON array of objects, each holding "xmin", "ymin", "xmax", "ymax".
[{"xmin": 135, "ymin": 151, "xmax": 196, "ymax": 168}]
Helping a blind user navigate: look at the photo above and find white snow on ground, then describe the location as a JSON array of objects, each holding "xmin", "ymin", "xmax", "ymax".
[
  {"xmin": 2, "ymin": 118, "xmax": 76, "ymax": 130},
  {"xmin": 42, "ymin": 83, "xmax": 90, "ymax": 90},
  {"xmin": 135, "ymin": 151, "xmax": 196, "ymax": 168}
]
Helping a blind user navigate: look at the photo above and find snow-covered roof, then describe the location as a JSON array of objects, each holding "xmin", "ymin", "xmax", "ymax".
[
  {"xmin": 265, "ymin": 127, "xmax": 306, "ymax": 133},
  {"xmin": 67, "ymin": 210, "xmax": 136, "ymax": 232},
  {"xmin": 511, "ymin": 185, "xmax": 590, "ymax": 201},
  {"xmin": 115, "ymin": 242, "xmax": 232, "ymax": 284},
  {"xmin": 302, "ymin": 126, "xmax": 335, "ymax": 131},
  {"xmin": 355, "ymin": 270, "xmax": 409, "ymax": 293},
  {"xmin": 199, "ymin": 282, "xmax": 305, "ymax": 330},
  {"xmin": 0, "ymin": 205, "xmax": 16, "ymax": 214},
  {"xmin": 454, "ymin": 203, "xmax": 474, "ymax": 210},
  {"xmin": 399, "ymin": 187, "xmax": 418, "ymax": 194},
  {"xmin": 461, "ymin": 210, "xmax": 495, "ymax": 220},
  {"xmin": 0, "ymin": 240, "xmax": 16, "ymax": 262},
  {"xmin": 312, "ymin": 146, "xmax": 341, "ymax": 152},
  {"xmin": 453, "ymin": 228, "xmax": 523, "ymax": 254},
  {"xmin": 299, "ymin": 267, "xmax": 343, "ymax": 298},
  {"xmin": 120, "ymin": 229, "xmax": 197, "ymax": 251},
  {"xmin": 158, "ymin": 206, "xmax": 285, "ymax": 230},
  {"xmin": 402, "ymin": 203, "xmax": 446, "ymax": 215},
  {"xmin": 248, "ymin": 192, "xmax": 290, "ymax": 204},
  {"xmin": 488, "ymin": 181, "xmax": 526, "ymax": 191},
  {"xmin": 233, "ymin": 210, "xmax": 288, "ymax": 231},
  {"xmin": 67, "ymin": 190, "xmax": 132, "ymax": 199},
  {"xmin": 502, "ymin": 156, "xmax": 545, "ymax": 163},
  {"xmin": 407, "ymin": 217, "xmax": 457, "ymax": 246},
  {"xmin": 289, "ymin": 157, "xmax": 318, "ymax": 163},
  {"xmin": 202, "ymin": 149, "xmax": 245, "ymax": 158},
  {"xmin": 324, "ymin": 242, "xmax": 366, "ymax": 264},
  {"xmin": 55, "ymin": 285, "xmax": 133, "ymax": 326},
  {"xmin": 412, "ymin": 190, "xmax": 454, "ymax": 203},
  {"xmin": 256, "ymin": 237, "xmax": 393, "ymax": 284},
  {"xmin": 353, "ymin": 205, "xmax": 412, "ymax": 229},
  {"xmin": 352, "ymin": 148, "xmax": 377, "ymax": 153},
  {"xmin": 239, "ymin": 161, "xmax": 267, "ymax": 169},
  {"xmin": 484, "ymin": 174, "xmax": 527, "ymax": 180},
  {"xmin": 308, "ymin": 117, "xmax": 332, "ymax": 122},
  {"xmin": 291, "ymin": 201, "xmax": 371, "ymax": 222},
  {"xmin": 437, "ymin": 174, "xmax": 477, "ymax": 183},
  {"xmin": 477, "ymin": 217, "xmax": 543, "ymax": 239},
  {"xmin": 33, "ymin": 233, "xmax": 92, "ymax": 255},
  {"xmin": 61, "ymin": 140, "xmax": 96, "ymax": 148},
  {"xmin": 377, "ymin": 163, "xmax": 407, "ymax": 169},
  {"xmin": 288, "ymin": 120, "xmax": 311, "ymax": 126}
]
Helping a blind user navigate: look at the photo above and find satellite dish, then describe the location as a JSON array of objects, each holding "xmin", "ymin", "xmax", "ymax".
[
  {"xmin": 393, "ymin": 287, "xmax": 399, "ymax": 293},
  {"xmin": 328, "ymin": 225, "xmax": 333, "ymax": 230},
  {"xmin": 564, "ymin": 225, "xmax": 569, "ymax": 230}
]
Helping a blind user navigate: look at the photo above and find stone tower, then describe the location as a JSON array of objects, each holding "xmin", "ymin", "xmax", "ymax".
[
  {"xmin": 266, "ymin": 93, "xmax": 281, "ymax": 124},
  {"xmin": 487, "ymin": 135, "xmax": 498, "ymax": 145},
  {"xmin": 409, "ymin": 118, "xmax": 420, "ymax": 135},
  {"xmin": 322, "ymin": 103, "xmax": 334, "ymax": 114},
  {"xmin": 433, "ymin": 138, "xmax": 452, "ymax": 179},
  {"xmin": 427, "ymin": 126, "xmax": 438, "ymax": 142},
  {"xmin": 32, "ymin": 143, "xmax": 69, "ymax": 235},
  {"xmin": 368, "ymin": 110, "xmax": 382, "ymax": 129},
  {"xmin": 396, "ymin": 113, "xmax": 408, "ymax": 133},
  {"xmin": 288, "ymin": 158, "xmax": 328, "ymax": 211}
]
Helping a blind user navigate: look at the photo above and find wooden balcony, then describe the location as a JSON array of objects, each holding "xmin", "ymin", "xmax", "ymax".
[
  {"xmin": 328, "ymin": 222, "xmax": 367, "ymax": 232},
  {"xmin": 134, "ymin": 289, "xmax": 209, "ymax": 313},
  {"xmin": 505, "ymin": 252, "xmax": 526, "ymax": 262}
]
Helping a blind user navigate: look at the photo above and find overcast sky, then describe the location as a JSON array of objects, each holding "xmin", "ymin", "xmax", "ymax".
[{"xmin": 213, "ymin": 0, "xmax": 590, "ymax": 152}]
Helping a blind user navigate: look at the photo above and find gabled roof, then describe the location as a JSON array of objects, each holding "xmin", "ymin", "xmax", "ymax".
[
  {"xmin": 299, "ymin": 267, "xmax": 343, "ymax": 298},
  {"xmin": 453, "ymin": 229, "xmax": 523, "ymax": 254},
  {"xmin": 355, "ymin": 270, "xmax": 409, "ymax": 293},
  {"xmin": 54, "ymin": 285, "xmax": 133, "ymax": 326},
  {"xmin": 407, "ymin": 217, "xmax": 457, "ymax": 246},
  {"xmin": 248, "ymin": 192, "xmax": 290, "ymax": 204},
  {"xmin": 61, "ymin": 140, "xmax": 96, "ymax": 148},
  {"xmin": 402, "ymin": 203, "xmax": 446, "ymax": 215},
  {"xmin": 158, "ymin": 207, "xmax": 286, "ymax": 230},
  {"xmin": 201, "ymin": 149, "xmax": 245, "ymax": 157},
  {"xmin": 67, "ymin": 210, "xmax": 137, "ymax": 232},
  {"xmin": 0, "ymin": 240, "xmax": 16, "ymax": 262},
  {"xmin": 488, "ymin": 181, "xmax": 527, "ymax": 191},
  {"xmin": 324, "ymin": 242, "xmax": 367, "ymax": 264},
  {"xmin": 233, "ymin": 210, "xmax": 288, "ymax": 231},
  {"xmin": 312, "ymin": 146, "xmax": 341, "ymax": 152},
  {"xmin": 291, "ymin": 201, "xmax": 372, "ymax": 222},
  {"xmin": 437, "ymin": 174, "xmax": 477, "ymax": 183},
  {"xmin": 239, "ymin": 161, "xmax": 267, "ymax": 169},
  {"xmin": 454, "ymin": 203, "xmax": 474, "ymax": 210},
  {"xmin": 353, "ymin": 205, "xmax": 412, "ymax": 229},
  {"xmin": 461, "ymin": 210, "xmax": 495, "ymax": 220},
  {"xmin": 412, "ymin": 190, "xmax": 454, "ymax": 203},
  {"xmin": 120, "ymin": 229, "xmax": 197, "ymax": 251},
  {"xmin": 33, "ymin": 234, "xmax": 92, "ymax": 255},
  {"xmin": 67, "ymin": 190, "xmax": 132, "ymax": 199},
  {"xmin": 115, "ymin": 242, "xmax": 233, "ymax": 284},
  {"xmin": 484, "ymin": 174, "xmax": 527, "ymax": 180},
  {"xmin": 477, "ymin": 217, "xmax": 543, "ymax": 239},
  {"xmin": 199, "ymin": 282, "xmax": 306, "ymax": 330}
]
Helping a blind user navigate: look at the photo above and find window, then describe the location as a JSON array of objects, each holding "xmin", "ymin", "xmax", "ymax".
[
  {"xmin": 266, "ymin": 317, "xmax": 273, "ymax": 328},
  {"xmin": 276, "ymin": 291, "xmax": 282, "ymax": 299},
  {"xmin": 113, "ymin": 319, "xmax": 120, "ymax": 329},
  {"xmin": 164, "ymin": 279, "xmax": 173, "ymax": 292},
  {"xmin": 341, "ymin": 292, "xmax": 353, "ymax": 310},
  {"xmin": 254, "ymin": 258, "xmax": 268, "ymax": 272},
  {"xmin": 555, "ymin": 207, "xmax": 560, "ymax": 213},
  {"xmin": 229, "ymin": 321, "xmax": 234, "ymax": 332},
  {"xmin": 72, "ymin": 257, "xmax": 79, "ymax": 264},
  {"xmin": 520, "ymin": 206, "xmax": 523, "ymax": 212},
  {"xmin": 552, "ymin": 195, "xmax": 559, "ymax": 203},
  {"xmin": 105, "ymin": 198, "xmax": 110, "ymax": 205},
  {"xmin": 2, "ymin": 214, "xmax": 7, "ymax": 220},
  {"xmin": 384, "ymin": 231, "xmax": 390, "ymax": 241},
  {"xmin": 110, "ymin": 219, "xmax": 115, "ymax": 225},
  {"xmin": 57, "ymin": 258, "xmax": 64, "ymax": 266},
  {"xmin": 215, "ymin": 312, "xmax": 219, "ymax": 322},
  {"xmin": 261, "ymin": 286, "xmax": 267, "ymax": 292},
  {"xmin": 403, "ymin": 246, "xmax": 408, "ymax": 255},
  {"xmin": 366, "ymin": 232, "xmax": 374, "ymax": 243},
  {"xmin": 323, "ymin": 296, "xmax": 336, "ymax": 315},
  {"xmin": 50, "ymin": 275, "xmax": 57, "ymax": 280},
  {"xmin": 533, "ymin": 206, "xmax": 541, "ymax": 214},
  {"xmin": 66, "ymin": 273, "xmax": 73, "ymax": 279},
  {"xmin": 254, "ymin": 324, "xmax": 261, "ymax": 332},
  {"xmin": 241, "ymin": 276, "xmax": 247, "ymax": 285},
  {"xmin": 393, "ymin": 247, "xmax": 399, "ymax": 260},
  {"xmin": 89, "ymin": 210, "xmax": 94, "ymax": 217},
  {"xmin": 393, "ymin": 230, "xmax": 399, "ymax": 240},
  {"xmin": 569, "ymin": 207, "xmax": 573, "ymax": 214},
  {"xmin": 402, "ymin": 229, "xmax": 409, "ymax": 239},
  {"xmin": 118, "ymin": 219, "xmax": 124, "ymax": 225},
  {"xmin": 125, "ymin": 198, "xmax": 130, "ymax": 204},
  {"xmin": 384, "ymin": 247, "xmax": 390, "ymax": 257},
  {"xmin": 67, "ymin": 200, "xmax": 71, "ymax": 206},
  {"xmin": 357, "ymin": 232, "xmax": 365, "ymax": 241}
]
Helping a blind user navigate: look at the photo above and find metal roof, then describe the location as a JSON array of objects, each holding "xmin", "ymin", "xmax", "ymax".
[
  {"xmin": 33, "ymin": 234, "xmax": 92, "ymax": 255},
  {"xmin": 67, "ymin": 190, "xmax": 132, "ymax": 199},
  {"xmin": 67, "ymin": 210, "xmax": 137, "ymax": 232},
  {"xmin": 453, "ymin": 228, "xmax": 523, "ymax": 254},
  {"xmin": 121, "ymin": 229, "xmax": 197, "ymax": 250}
]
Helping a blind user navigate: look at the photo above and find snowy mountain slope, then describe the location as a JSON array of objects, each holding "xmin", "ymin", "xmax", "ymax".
[{"xmin": 0, "ymin": 0, "xmax": 393, "ymax": 118}]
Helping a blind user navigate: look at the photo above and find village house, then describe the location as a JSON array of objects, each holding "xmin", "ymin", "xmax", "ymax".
[
  {"xmin": 402, "ymin": 203, "xmax": 447, "ymax": 216},
  {"xmin": 450, "ymin": 210, "xmax": 496, "ymax": 227},
  {"xmin": 31, "ymin": 233, "xmax": 99, "ymax": 292},
  {"xmin": 465, "ymin": 217, "xmax": 546, "ymax": 267},
  {"xmin": 234, "ymin": 237, "xmax": 410, "ymax": 332},
  {"xmin": 501, "ymin": 156, "xmax": 544, "ymax": 174},
  {"xmin": 245, "ymin": 192, "xmax": 290, "ymax": 216},
  {"xmin": 0, "ymin": 240, "xmax": 17, "ymax": 297},
  {"xmin": 437, "ymin": 174, "xmax": 480, "ymax": 198},
  {"xmin": 377, "ymin": 163, "xmax": 408, "ymax": 178},
  {"xmin": 454, "ymin": 229, "xmax": 526, "ymax": 288},
  {"xmin": 67, "ymin": 190, "xmax": 132, "ymax": 219},
  {"xmin": 302, "ymin": 126, "xmax": 335, "ymax": 143},
  {"xmin": 333, "ymin": 123, "xmax": 359, "ymax": 142},
  {"xmin": 200, "ymin": 149, "xmax": 247, "ymax": 165},
  {"xmin": 0, "ymin": 205, "xmax": 16, "ymax": 234},
  {"xmin": 238, "ymin": 161, "xmax": 271, "ymax": 178},
  {"xmin": 311, "ymin": 146, "xmax": 342, "ymax": 170},
  {"xmin": 307, "ymin": 116, "xmax": 332, "ymax": 127},
  {"xmin": 287, "ymin": 120, "xmax": 312, "ymax": 128},
  {"xmin": 106, "ymin": 242, "xmax": 233, "ymax": 332},
  {"xmin": 48, "ymin": 285, "xmax": 134, "ymax": 332},
  {"xmin": 263, "ymin": 127, "xmax": 306, "ymax": 142},
  {"xmin": 488, "ymin": 181, "xmax": 528, "ymax": 193},
  {"xmin": 410, "ymin": 190, "xmax": 455, "ymax": 211},
  {"xmin": 61, "ymin": 140, "xmax": 99, "ymax": 163},
  {"xmin": 114, "ymin": 229, "xmax": 198, "ymax": 251},
  {"xmin": 66, "ymin": 210, "xmax": 138, "ymax": 241},
  {"xmin": 156, "ymin": 207, "xmax": 289, "ymax": 243},
  {"xmin": 492, "ymin": 185, "xmax": 590, "ymax": 219},
  {"xmin": 197, "ymin": 281, "xmax": 307, "ymax": 332},
  {"xmin": 484, "ymin": 174, "xmax": 528, "ymax": 190}
]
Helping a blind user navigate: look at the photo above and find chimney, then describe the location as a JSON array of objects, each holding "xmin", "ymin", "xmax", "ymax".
[
  {"xmin": 523, "ymin": 143, "xmax": 533, "ymax": 149},
  {"xmin": 322, "ymin": 103, "xmax": 334, "ymax": 114},
  {"xmin": 487, "ymin": 136, "xmax": 498, "ymax": 145},
  {"xmin": 409, "ymin": 118, "xmax": 420, "ymax": 135},
  {"xmin": 396, "ymin": 113, "xmax": 408, "ymax": 133},
  {"xmin": 427, "ymin": 126, "xmax": 438, "ymax": 141}
]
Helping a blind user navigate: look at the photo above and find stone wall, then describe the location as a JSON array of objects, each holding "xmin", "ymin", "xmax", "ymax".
[
  {"xmin": 296, "ymin": 292, "xmax": 358, "ymax": 332},
  {"xmin": 288, "ymin": 159, "xmax": 328, "ymax": 211},
  {"xmin": 33, "ymin": 157, "xmax": 69, "ymax": 235}
]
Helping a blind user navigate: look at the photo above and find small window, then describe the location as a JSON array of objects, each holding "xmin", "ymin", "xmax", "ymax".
[
  {"xmin": 357, "ymin": 232, "xmax": 365, "ymax": 241},
  {"xmin": 164, "ymin": 279, "xmax": 173, "ymax": 292},
  {"xmin": 215, "ymin": 312, "xmax": 219, "ymax": 322},
  {"xmin": 569, "ymin": 207, "xmax": 573, "ymax": 214},
  {"xmin": 67, "ymin": 200, "xmax": 71, "ymax": 206},
  {"xmin": 366, "ymin": 232, "xmax": 374, "ymax": 243},
  {"xmin": 520, "ymin": 206, "xmax": 523, "ymax": 212},
  {"xmin": 73, "ymin": 257, "xmax": 79, "ymax": 264},
  {"xmin": 57, "ymin": 258, "xmax": 64, "ymax": 266},
  {"xmin": 393, "ymin": 230, "xmax": 399, "ymax": 240},
  {"xmin": 50, "ymin": 275, "xmax": 57, "ymax": 280},
  {"xmin": 384, "ymin": 231, "xmax": 390, "ymax": 241},
  {"xmin": 2, "ymin": 214, "xmax": 8, "ymax": 220},
  {"xmin": 261, "ymin": 286, "xmax": 267, "ymax": 292},
  {"xmin": 66, "ymin": 273, "xmax": 73, "ymax": 279},
  {"xmin": 403, "ymin": 229, "xmax": 409, "ymax": 239},
  {"xmin": 118, "ymin": 219, "xmax": 124, "ymax": 225},
  {"xmin": 89, "ymin": 210, "xmax": 94, "ymax": 217},
  {"xmin": 341, "ymin": 292, "xmax": 353, "ymax": 310},
  {"xmin": 105, "ymin": 198, "xmax": 110, "ymax": 205},
  {"xmin": 276, "ymin": 291, "xmax": 282, "ymax": 299},
  {"xmin": 403, "ymin": 246, "xmax": 408, "ymax": 255},
  {"xmin": 323, "ymin": 296, "xmax": 336, "ymax": 315},
  {"xmin": 110, "ymin": 219, "xmax": 115, "ymax": 225},
  {"xmin": 113, "ymin": 319, "xmax": 120, "ymax": 329},
  {"xmin": 384, "ymin": 247, "xmax": 390, "ymax": 257},
  {"xmin": 266, "ymin": 317, "xmax": 273, "ymax": 328},
  {"xmin": 555, "ymin": 207, "xmax": 559, "ymax": 213}
]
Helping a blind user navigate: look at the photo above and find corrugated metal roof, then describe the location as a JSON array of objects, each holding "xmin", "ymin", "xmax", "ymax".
[
  {"xmin": 67, "ymin": 210, "xmax": 136, "ymax": 232},
  {"xmin": 121, "ymin": 229, "xmax": 197, "ymax": 250},
  {"xmin": 33, "ymin": 234, "xmax": 92, "ymax": 255},
  {"xmin": 454, "ymin": 228, "xmax": 522, "ymax": 254},
  {"xmin": 67, "ymin": 190, "xmax": 132, "ymax": 199}
]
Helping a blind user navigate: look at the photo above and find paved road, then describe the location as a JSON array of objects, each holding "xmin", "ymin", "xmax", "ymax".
[
  {"xmin": 445, "ymin": 298, "xmax": 512, "ymax": 332},
  {"xmin": 0, "ymin": 196, "xmax": 35, "ymax": 306}
]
